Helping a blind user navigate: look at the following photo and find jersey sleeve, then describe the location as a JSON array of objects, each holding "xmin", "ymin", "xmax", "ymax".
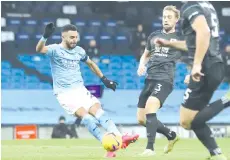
[
  {"xmin": 181, "ymin": 3, "xmax": 205, "ymax": 25},
  {"xmin": 145, "ymin": 32, "xmax": 158, "ymax": 51},
  {"xmin": 79, "ymin": 47, "xmax": 89, "ymax": 62},
  {"xmin": 46, "ymin": 44, "xmax": 57, "ymax": 57}
]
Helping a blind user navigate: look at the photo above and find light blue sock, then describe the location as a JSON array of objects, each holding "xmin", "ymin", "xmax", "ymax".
[
  {"xmin": 95, "ymin": 109, "xmax": 121, "ymax": 136},
  {"xmin": 81, "ymin": 114, "xmax": 102, "ymax": 142}
]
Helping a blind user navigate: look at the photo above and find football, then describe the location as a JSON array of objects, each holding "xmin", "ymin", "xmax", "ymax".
[{"xmin": 102, "ymin": 132, "xmax": 122, "ymax": 151}]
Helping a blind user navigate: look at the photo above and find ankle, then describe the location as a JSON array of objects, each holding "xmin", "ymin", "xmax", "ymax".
[{"xmin": 146, "ymin": 142, "xmax": 154, "ymax": 150}]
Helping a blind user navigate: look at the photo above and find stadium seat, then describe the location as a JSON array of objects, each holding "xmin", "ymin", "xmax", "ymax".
[
  {"xmin": 40, "ymin": 82, "xmax": 52, "ymax": 89},
  {"xmin": 25, "ymin": 75, "xmax": 40, "ymax": 83},
  {"xmin": 115, "ymin": 35, "xmax": 130, "ymax": 53},
  {"xmin": 86, "ymin": 20, "xmax": 101, "ymax": 36},
  {"xmin": 11, "ymin": 68, "xmax": 24, "ymax": 76},
  {"xmin": 74, "ymin": 20, "xmax": 86, "ymax": 34},
  {"xmin": 99, "ymin": 34, "xmax": 114, "ymax": 53},
  {"xmin": 103, "ymin": 21, "xmax": 117, "ymax": 36},
  {"xmin": 1, "ymin": 61, "xmax": 11, "ymax": 69},
  {"xmin": 26, "ymin": 82, "xmax": 39, "ymax": 89}
]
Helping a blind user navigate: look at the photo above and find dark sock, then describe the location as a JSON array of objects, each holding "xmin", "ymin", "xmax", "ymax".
[
  {"xmin": 157, "ymin": 120, "xmax": 176, "ymax": 140},
  {"xmin": 146, "ymin": 113, "xmax": 158, "ymax": 150},
  {"xmin": 191, "ymin": 99, "xmax": 226, "ymax": 128},
  {"xmin": 192, "ymin": 124, "xmax": 222, "ymax": 156}
]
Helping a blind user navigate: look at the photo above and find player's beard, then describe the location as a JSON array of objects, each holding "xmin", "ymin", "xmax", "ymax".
[{"xmin": 66, "ymin": 42, "xmax": 76, "ymax": 49}]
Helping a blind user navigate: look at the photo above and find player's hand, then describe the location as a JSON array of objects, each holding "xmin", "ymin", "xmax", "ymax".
[
  {"xmin": 43, "ymin": 22, "xmax": 55, "ymax": 38},
  {"xmin": 154, "ymin": 38, "xmax": 170, "ymax": 47},
  {"xmin": 191, "ymin": 64, "xmax": 204, "ymax": 82},
  {"xmin": 101, "ymin": 76, "xmax": 118, "ymax": 91},
  {"xmin": 184, "ymin": 75, "xmax": 190, "ymax": 85},
  {"xmin": 137, "ymin": 65, "xmax": 146, "ymax": 76}
]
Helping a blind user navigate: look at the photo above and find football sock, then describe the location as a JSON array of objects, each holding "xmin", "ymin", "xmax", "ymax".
[
  {"xmin": 82, "ymin": 114, "xmax": 102, "ymax": 142},
  {"xmin": 95, "ymin": 108, "xmax": 121, "ymax": 136},
  {"xmin": 192, "ymin": 124, "xmax": 222, "ymax": 156},
  {"xmin": 157, "ymin": 120, "xmax": 176, "ymax": 140},
  {"xmin": 191, "ymin": 99, "xmax": 227, "ymax": 129},
  {"xmin": 146, "ymin": 113, "xmax": 158, "ymax": 150}
]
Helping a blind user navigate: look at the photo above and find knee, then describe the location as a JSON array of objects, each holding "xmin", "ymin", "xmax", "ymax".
[
  {"xmin": 89, "ymin": 103, "xmax": 101, "ymax": 116},
  {"xmin": 145, "ymin": 97, "xmax": 160, "ymax": 113},
  {"xmin": 180, "ymin": 119, "xmax": 191, "ymax": 130}
]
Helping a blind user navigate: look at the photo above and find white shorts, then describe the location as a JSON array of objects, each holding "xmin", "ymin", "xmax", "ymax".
[{"xmin": 56, "ymin": 86, "xmax": 100, "ymax": 115}]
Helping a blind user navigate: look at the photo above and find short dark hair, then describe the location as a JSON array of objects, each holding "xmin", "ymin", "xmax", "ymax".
[
  {"xmin": 61, "ymin": 24, "xmax": 78, "ymax": 33},
  {"xmin": 59, "ymin": 116, "xmax": 66, "ymax": 121}
]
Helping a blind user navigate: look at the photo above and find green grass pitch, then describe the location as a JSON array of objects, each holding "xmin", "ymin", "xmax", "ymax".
[{"xmin": 2, "ymin": 138, "xmax": 230, "ymax": 160}]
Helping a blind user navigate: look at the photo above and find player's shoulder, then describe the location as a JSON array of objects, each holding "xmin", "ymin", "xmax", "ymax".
[
  {"xmin": 181, "ymin": 1, "xmax": 199, "ymax": 13},
  {"xmin": 74, "ymin": 46, "xmax": 86, "ymax": 55},
  {"xmin": 48, "ymin": 43, "xmax": 59, "ymax": 48},
  {"xmin": 148, "ymin": 30, "xmax": 162, "ymax": 38},
  {"xmin": 174, "ymin": 31, "xmax": 183, "ymax": 38}
]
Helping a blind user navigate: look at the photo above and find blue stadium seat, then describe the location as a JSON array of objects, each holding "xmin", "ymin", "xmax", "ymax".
[
  {"xmin": 99, "ymin": 34, "xmax": 114, "ymax": 53},
  {"xmin": 124, "ymin": 82, "xmax": 137, "ymax": 89},
  {"xmin": 86, "ymin": 20, "xmax": 102, "ymax": 36},
  {"xmin": 20, "ymin": 25, "xmax": 36, "ymax": 35},
  {"xmin": 82, "ymin": 35, "xmax": 96, "ymax": 48},
  {"xmin": 122, "ymin": 62, "xmax": 135, "ymax": 70},
  {"xmin": 152, "ymin": 21, "xmax": 162, "ymax": 30},
  {"xmin": 109, "ymin": 63, "xmax": 121, "ymax": 70},
  {"xmin": 1, "ymin": 76, "xmax": 10, "ymax": 83},
  {"xmin": 115, "ymin": 35, "xmax": 130, "ymax": 52},
  {"xmin": 11, "ymin": 76, "xmax": 24, "ymax": 83},
  {"xmin": 11, "ymin": 68, "xmax": 24, "ymax": 76},
  {"xmin": 26, "ymin": 82, "xmax": 39, "ymax": 89},
  {"xmin": 1, "ymin": 61, "xmax": 11, "ymax": 69},
  {"xmin": 98, "ymin": 63, "xmax": 108, "ymax": 70},
  {"xmin": 25, "ymin": 75, "xmax": 40, "ymax": 83},
  {"xmin": 74, "ymin": 20, "xmax": 86, "ymax": 34},
  {"xmin": 103, "ymin": 21, "xmax": 117, "ymax": 36},
  {"xmin": 40, "ymin": 83, "xmax": 52, "ymax": 89},
  {"xmin": 1, "ymin": 82, "xmax": 10, "ymax": 89},
  {"xmin": 1, "ymin": 69, "xmax": 11, "ymax": 76},
  {"xmin": 11, "ymin": 82, "xmax": 24, "ymax": 89}
]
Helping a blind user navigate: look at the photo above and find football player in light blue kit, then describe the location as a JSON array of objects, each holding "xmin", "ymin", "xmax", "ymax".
[{"xmin": 36, "ymin": 23, "xmax": 139, "ymax": 158}]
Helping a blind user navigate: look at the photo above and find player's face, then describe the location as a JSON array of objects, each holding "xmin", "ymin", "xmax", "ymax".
[
  {"xmin": 62, "ymin": 31, "xmax": 78, "ymax": 49},
  {"xmin": 162, "ymin": 10, "xmax": 178, "ymax": 32}
]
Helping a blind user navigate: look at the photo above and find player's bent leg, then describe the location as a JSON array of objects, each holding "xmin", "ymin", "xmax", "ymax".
[
  {"xmin": 179, "ymin": 105, "xmax": 199, "ymax": 130},
  {"xmin": 89, "ymin": 103, "xmax": 121, "ymax": 136},
  {"xmin": 89, "ymin": 103, "xmax": 139, "ymax": 149},
  {"xmin": 137, "ymin": 108, "xmax": 146, "ymax": 126},
  {"xmin": 75, "ymin": 107, "xmax": 102, "ymax": 142}
]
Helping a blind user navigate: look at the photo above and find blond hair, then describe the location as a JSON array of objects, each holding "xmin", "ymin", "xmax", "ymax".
[{"xmin": 163, "ymin": 5, "xmax": 180, "ymax": 19}]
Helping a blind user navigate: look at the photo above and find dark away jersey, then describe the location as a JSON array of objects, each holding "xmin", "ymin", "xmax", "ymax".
[
  {"xmin": 145, "ymin": 30, "xmax": 182, "ymax": 84},
  {"xmin": 180, "ymin": 1, "xmax": 223, "ymax": 68}
]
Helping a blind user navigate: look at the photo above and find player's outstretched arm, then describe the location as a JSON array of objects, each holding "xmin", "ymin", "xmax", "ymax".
[
  {"xmin": 137, "ymin": 49, "xmax": 150, "ymax": 76},
  {"xmin": 85, "ymin": 58, "xmax": 118, "ymax": 91},
  {"xmin": 36, "ymin": 23, "xmax": 55, "ymax": 54},
  {"xmin": 155, "ymin": 38, "xmax": 188, "ymax": 52}
]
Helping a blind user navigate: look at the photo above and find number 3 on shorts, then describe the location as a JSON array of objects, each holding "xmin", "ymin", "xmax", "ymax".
[{"xmin": 183, "ymin": 88, "xmax": 192, "ymax": 101}]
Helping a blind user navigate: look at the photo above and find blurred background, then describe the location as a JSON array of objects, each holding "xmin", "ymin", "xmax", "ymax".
[{"xmin": 1, "ymin": 1, "xmax": 230, "ymax": 140}]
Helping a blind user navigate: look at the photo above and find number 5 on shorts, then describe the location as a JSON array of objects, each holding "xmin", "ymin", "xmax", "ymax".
[{"xmin": 183, "ymin": 88, "xmax": 192, "ymax": 102}]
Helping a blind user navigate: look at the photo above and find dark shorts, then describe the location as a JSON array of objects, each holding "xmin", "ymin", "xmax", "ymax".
[
  {"xmin": 182, "ymin": 62, "xmax": 225, "ymax": 111},
  {"xmin": 138, "ymin": 79, "xmax": 173, "ymax": 108}
]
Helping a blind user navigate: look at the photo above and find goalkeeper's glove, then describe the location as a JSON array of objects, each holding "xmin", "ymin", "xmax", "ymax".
[
  {"xmin": 43, "ymin": 22, "xmax": 55, "ymax": 39},
  {"xmin": 101, "ymin": 76, "xmax": 118, "ymax": 91}
]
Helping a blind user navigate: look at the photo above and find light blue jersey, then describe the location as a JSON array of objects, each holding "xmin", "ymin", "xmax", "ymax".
[{"xmin": 46, "ymin": 44, "xmax": 88, "ymax": 94}]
